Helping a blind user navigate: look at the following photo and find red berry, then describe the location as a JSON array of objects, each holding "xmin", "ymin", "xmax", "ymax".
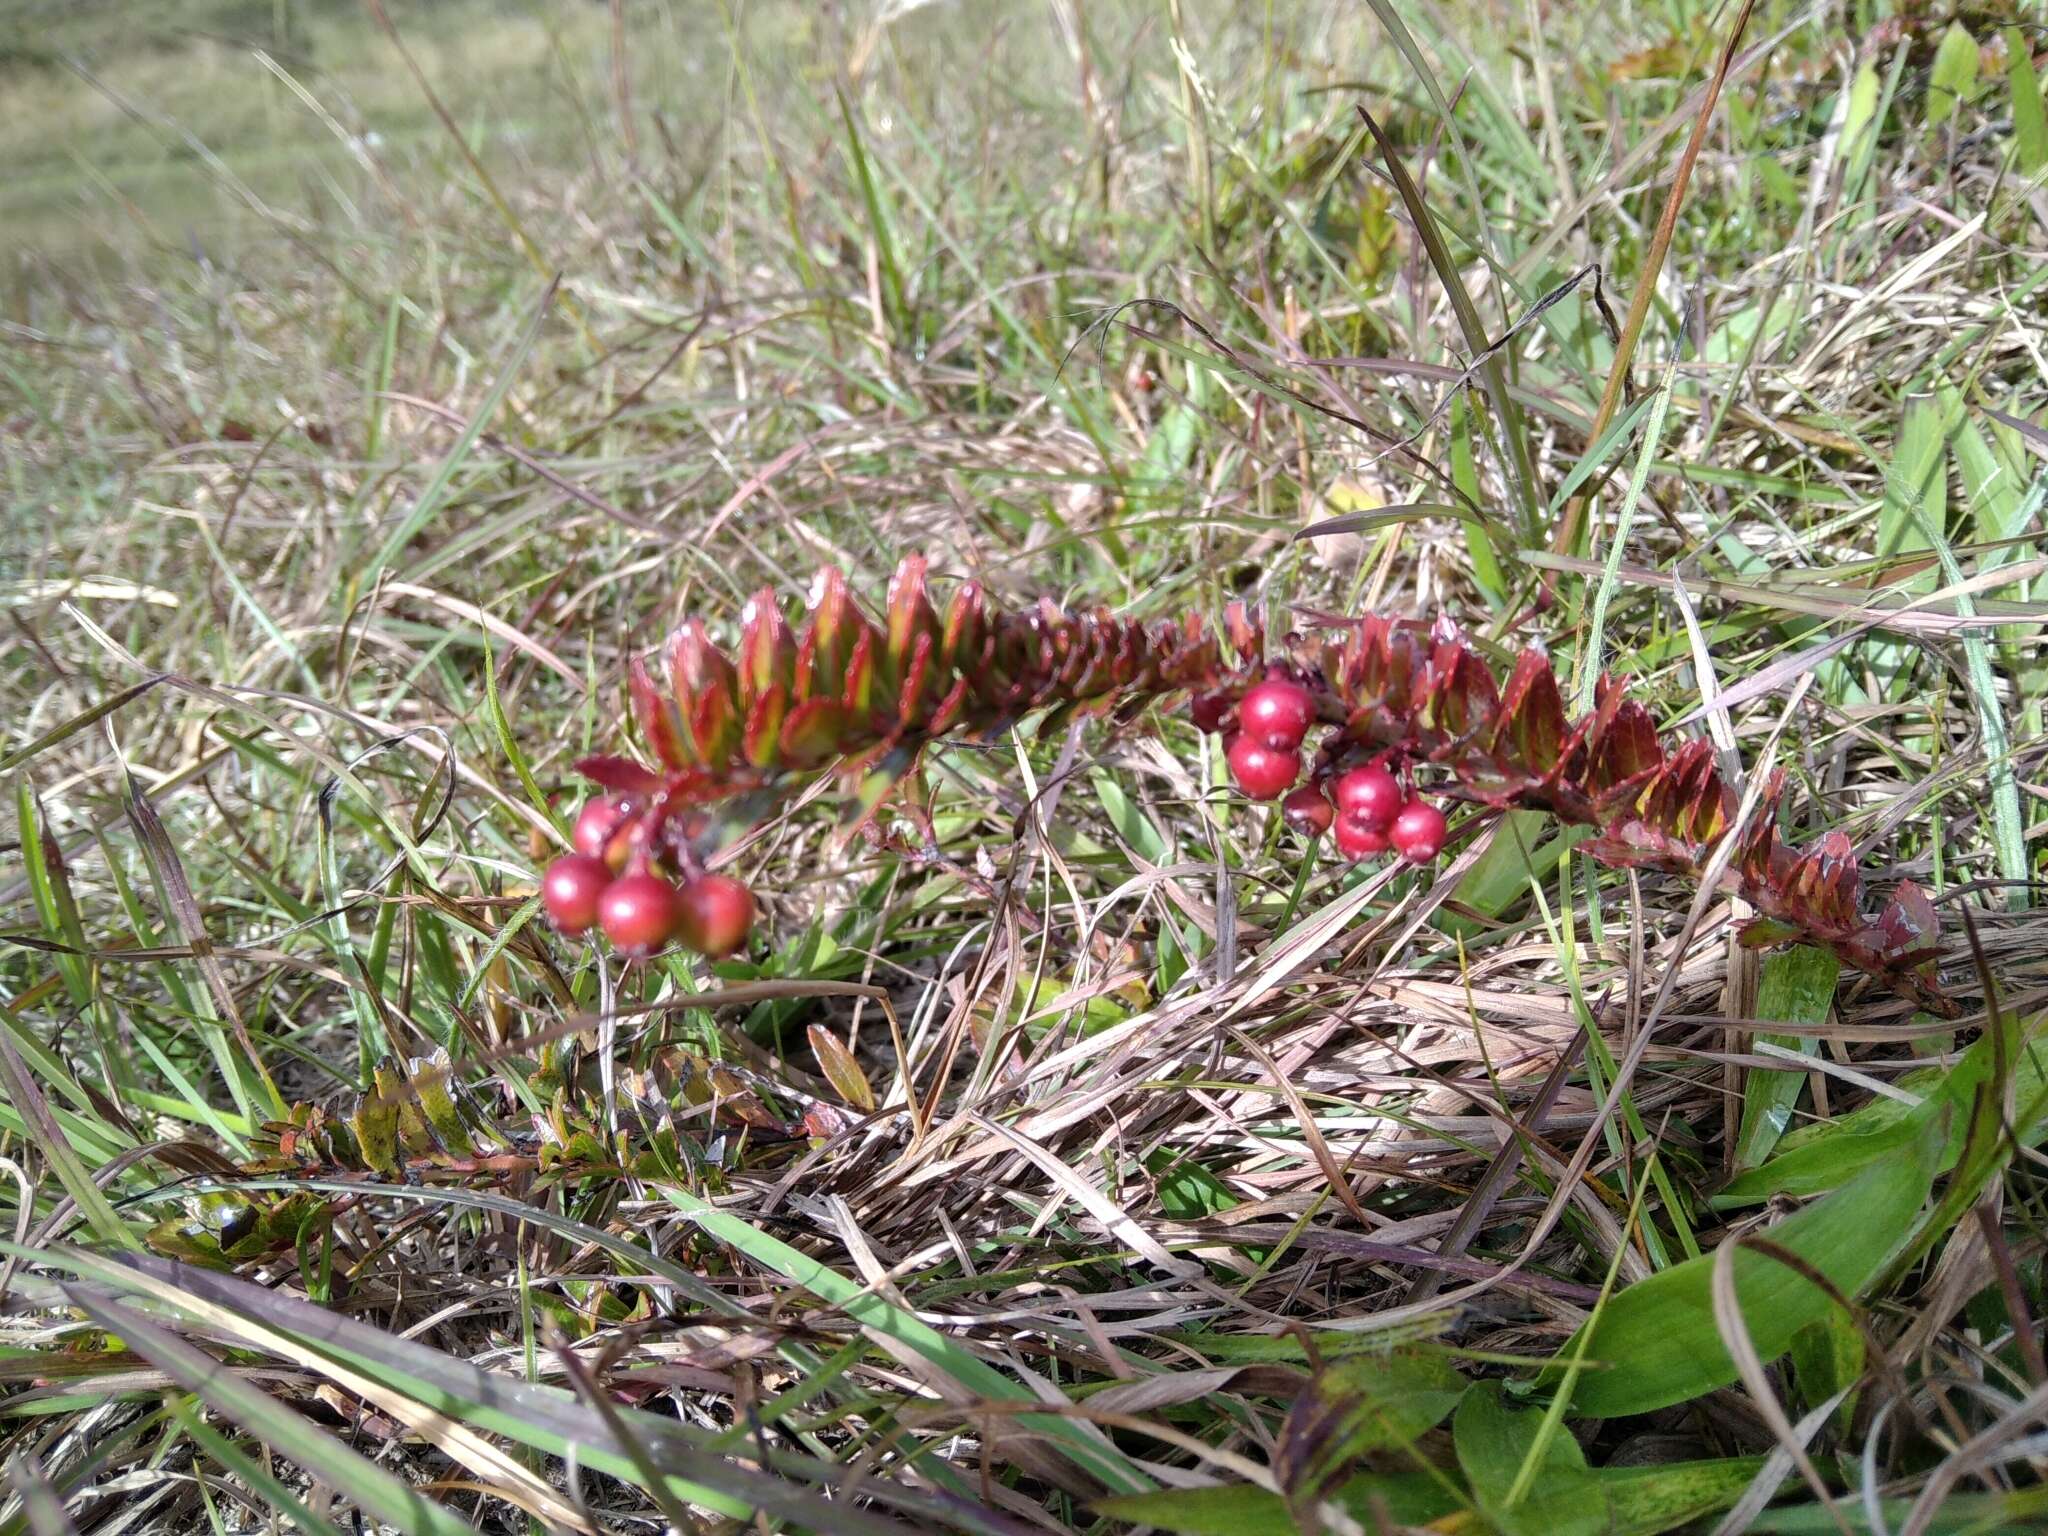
[
  {"xmin": 1332, "ymin": 765, "xmax": 1401, "ymax": 831},
  {"xmin": 1390, "ymin": 799, "xmax": 1448, "ymax": 863},
  {"xmin": 573, "ymin": 795, "xmax": 632, "ymax": 859},
  {"xmin": 1238, "ymin": 679, "xmax": 1316, "ymax": 751},
  {"xmin": 1281, "ymin": 784, "xmax": 1334, "ymax": 837},
  {"xmin": 1190, "ymin": 691, "xmax": 1232, "ymax": 734},
  {"xmin": 542, "ymin": 855, "xmax": 613, "ymax": 935},
  {"xmin": 675, "ymin": 874, "xmax": 755, "ymax": 958},
  {"xmin": 1334, "ymin": 816, "xmax": 1392, "ymax": 861},
  {"xmin": 1227, "ymin": 735, "xmax": 1300, "ymax": 799},
  {"xmin": 598, "ymin": 872, "xmax": 681, "ymax": 956}
]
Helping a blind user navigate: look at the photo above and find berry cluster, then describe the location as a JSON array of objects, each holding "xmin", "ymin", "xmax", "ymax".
[
  {"xmin": 541, "ymin": 794, "xmax": 754, "ymax": 959},
  {"xmin": 1207, "ymin": 678, "xmax": 1447, "ymax": 864}
]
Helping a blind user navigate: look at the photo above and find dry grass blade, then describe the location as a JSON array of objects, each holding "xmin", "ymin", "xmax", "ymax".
[
  {"xmin": 1355, "ymin": 104, "xmax": 1539, "ymax": 530},
  {"xmin": 1553, "ymin": 0, "xmax": 1760, "ymax": 556},
  {"xmin": 1708, "ymin": 1236, "xmax": 1851, "ymax": 1533}
]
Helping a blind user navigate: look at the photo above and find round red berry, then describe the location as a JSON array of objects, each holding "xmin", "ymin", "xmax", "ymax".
[
  {"xmin": 1332, "ymin": 765, "xmax": 1401, "ymax": 831},
  {"xmin": 1237, "ymin": 678, "xmax": 1316, "ymax": 751},
  {"xmin": 598, "ymin": 872, "xmax": 681, "ymax": 956},
  {"xmin": 572, "ymin": 795, "xmax": 632, "ymax": 859},
  {"xmin": 1390, "ymin": 799, "xmax": 1447, "ymax": 863},
  {"xmin": 1281, "ymin": 784, "xmax": 1334, "ymax": 837},
  {"xmin": 1334, "ymin": 816, "xmax": 1391, "ymax": 861},
  {"xmin": 1190, "ymin": 691, "xmax": 1232, "ymax": 734},
  {"xmin": 542, "ymin": 855, "xmax": 613, "ymax": 935},
  {"xmin": 676, "ymin": 874, "xmax": 755, "ymax": 957},
  {"xmin": 1227, "ymin": 735, "xmax": 1300, "ymax": 799}
]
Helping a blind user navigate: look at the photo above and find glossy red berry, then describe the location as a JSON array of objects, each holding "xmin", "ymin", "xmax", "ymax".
[
  {"xmin": 1190, "ymin": 691, "xmax": 1232, "ymax": 734},
  {"xmin": 1237, "ymin": 679, "xmax": 1316, "ymax": 751},
  {"xmin": 1334, "ymin": 816, "xmax": 1392, "ymax": 861},
  {"xmin": 542, "ymin": 855, "xmax": 613, "ymax": 935},
  {"xmin": 572, "ymin": 795, "xmax": 632, "ymax": 859},
  {"xmin": 1390, "ymin": 799, "xmax": 1447, "ymax": 863},
  {"xmin": 675, "ymin": 874, "xmax": 755, "ymax": 958},
  {"xmin": 598, "ymin": 872, "xmax": 681, "ymax": 956},
  {"xmin": 1332, "ymin": 765, "xmax": 1401, "ymax": 830},
  {"xmin": 1281, "ymin": 784, "xmax": 1334, "ymax": 837},
  {"xmin": 1227, "ymin": 735, "xmax": 1300, "ymax": 799}
]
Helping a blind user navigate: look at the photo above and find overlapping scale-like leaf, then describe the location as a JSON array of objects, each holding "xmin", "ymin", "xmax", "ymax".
[{"xmin": 577, "ymin": 551, "xmax": 1954, "ymax": 1015}]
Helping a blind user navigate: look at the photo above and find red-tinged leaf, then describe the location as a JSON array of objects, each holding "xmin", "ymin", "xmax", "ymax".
[
  {"xmin": 1583, "ymin": 821, "xmax": 1691, "ymax": 874},
  {"xmin": 1581, "ymin": 691, "xmax": 1662, "ymax": 794},
  {"xmin": 1671, "ymin": 743, "xmax": 1727, "ymax": 845},
  {"xmin": 1223, "ymin": 599, "xmax": 1261, "ymax": 659},
  {"xmin": 737, "ymin": 589, "xmax": 794, "ymax": 703},
  {"xmin": 790, "ymin": 625, "xmax": 819, "ymax": 705},
  {"xmin": 1423, "ymin": 646, "xmax": 1499, "ymax": 742},
  {"xmin": 1495, "ymin": 649, "xmax": 1566, "ymax": 774},
  {"xmin": 574, "ymin": 756, "xmax": 666, "ymax": 796},
  {"xmin": 1273, "ymin": 1351, "xmax": 1465, "ymax": 1531},
  {"xmin": 806, "ymin": 1025, "xmax": 876, "ymax": 1112},
  {"xmin": 707, "ymin": 1067, "xmax": 792, "ymax": 1133},
  {"xmin": 925, "ymin": 675, "xmax": 970, "ymax": 735},
  {"xmin": 806, "ymin": 565, "xmax": 855, "ymax": 683},
  {"xmin": 833, "ymin": 741, "xmax": 920, "ymax": 839},
  {"xmin": 668, "ymin": 619, "xmax": 738, "ymax": 706},
  {"xmin": 885, "ymin": 553, "xmax": 936, "ymax": 670},
  {"xmin": 802, "ymin": 1103, "xmax": 855, "ymax": 1139},
  {"xmin": 898, "ymin": 631, "xmax": 934, "ymax": 728},
  {"xmin": 689, "ymin": 685, "xmax": 739, "ymax": 767},
  {"xmin": 1788, "ymin": 832, "xmax": 1860, "ymax": 926},
  {"xmin": 743, "ymin": 684, "xmax": 788, "ymax": 769},
  {"xmin": 940, "ymin": 581, "xmax": 986, "ymax": 670},
  {"xmin": 1886, "ymin": 880, "xmax": 1939, "ymax": 951},
  {"xmin": 630, "ymin": 658, "xmax": 692, "ymax": 769},
  {"xmin": 841, "ymin": 626, "xmax": 876, "ymax": 715},
  {"xmin": 779, "ymin": 699, "xmax": 850, "ymax": 765}
]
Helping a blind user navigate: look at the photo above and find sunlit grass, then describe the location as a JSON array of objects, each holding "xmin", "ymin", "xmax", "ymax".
[{"xmin": 3, "ymin": 0, "xmax": 2047, "ymax": 1530}]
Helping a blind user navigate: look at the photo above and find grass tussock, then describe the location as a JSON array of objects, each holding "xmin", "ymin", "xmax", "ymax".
[{"xmin": 4, "ymin": 0, "xmax": 2048, "ymax": 1531}]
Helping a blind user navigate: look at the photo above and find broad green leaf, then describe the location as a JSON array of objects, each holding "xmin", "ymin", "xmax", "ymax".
[
  {"xmin": 1876, "ymin": 397, "xmax": 1947, "ymax": 572},
  {"xmin": 1926, "ymin": 23, "xmax": 1980, "ymax": 130},
  {"xmin": 1837, "ymin": 61, "xmax": 1883, "ymax": 209},
  {"xmin": 1456, "ymin": 1382, "xmax": 1599, "ymax": 1536},
  {"xmin": 1441, "ymin": 811, "xmax": 1577, "ymax": 935},
  {"xmin": 1950, "ymin": 391, "xmax": 2030, "ymax": 555},
  {"xmin": 806, "ymin": 1025, "xmax": 876, "ymax": 1112},
  {"xmin": 1094, "ymin": 1473, "xmax": 1459, "ymax": 1535},
  {"xmin": 1789, "ymin": 1307, "xmax": 1863, "ymax": 1432},
  {"xmin": 1451, "ymin": 393, "xmax": 1507, "ymax": 607},
  {"xmin": 1093, "ymin": 1456, "xmax": 1763, "ymax": 1536},
  {"xmin": 1597, "ymin": 1459, "xmax": 1770, "ymax": 1536},
  {"xmin": 1903, "ymin": 990, "xmax": 2047, "ymax": 1272},
  {"xmin": 1146, "ymin": 1149, "xmax": 1239, "ymax": 1221},
  {"xmin": 1734, "ymin": 946, "xmax": 1838, "ymax": 1170},
  {"xmin": 1748, "ymin": 1486, "xmax": 2048, "ymax": 1533},
  {"xmin": 1273, "ymin": 1350, "xmax": 1465, "ymax": 1525},
  {"xmin": 1093, "ymin": 768, "xmax": 1172, "ymax": 863},
  {"xmin": 1136, "ymin": 403, "xmax": 1201, "ymax": 504},
  {"xmin": 1557, "ymin": 1122, "xmax": 1941, "ymax": 1417},
  {"xmin": 2008, "ymin": 26, "xmax": 2048, "ymax": 173},
  {"xmin": 1717, "ymin": 1022, "xmax": 2048, "ymax": 1206}
]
